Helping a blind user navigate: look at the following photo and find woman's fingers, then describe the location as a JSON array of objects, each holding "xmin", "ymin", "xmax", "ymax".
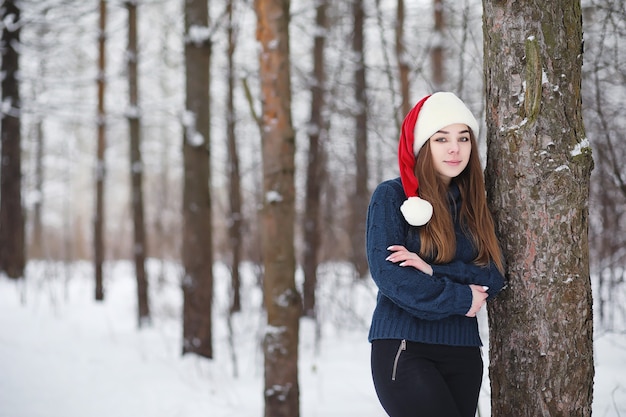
[
  {"xmin": 466, "ymin": 284, "xmax": 489, "ymax": 317},
  {"xmin": 385, "ymin": 245, "xmax": 433, "ymax": 275},
  {"xmin": 385, "ymin": 245, "xmax": 415, "ymax": 262},
  {"xmin": 398, "ymin": 259, "xmax": 433, "ymax": 275},
  {"xmin": 386, "ymin": 245, "xmax": 407, "ymax": 251}
]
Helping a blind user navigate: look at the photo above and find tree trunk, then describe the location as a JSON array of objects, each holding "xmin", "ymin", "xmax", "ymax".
[
  {"xmin": 94, "ymin": 0, "xmax": 107, "ymax": 300},
  {"xmin": 302, "ymin": 0, "xmax": 328, "ymax": 319},
  {"xmin": 153, "ymin": 0, "xmax": 176, "ymax": 284},
  {"xmin": 395, "ymin": 0, "xmax": 410, "ymax": 118},
  {"xmin": 454, "ymin": 1, "xmax": 470, "ymax": 96},
  {"xmin": 483, "ymin": 1, "xmax": 594, "ymax": 415},
  {"xmin": 226, "ymin": 0, "xmax": 242, "ymax": 314},
  {"xmin": 182, "ymin": 0, "xmax": 213, "ymax": 359},
  {"xmin": 583, "ymin": 1, "xmax": 626, "ymax": 333},
  {"xmin": 351, "ymin": 0, "xmax": 369, "ymax": 278},
  {"xmin": 0, "ymin": 0, "xmax": 25, "ymax": 279},
  {"xmin": 431, "ymin": 0, "xmax": 444, "ymax": 90},
  {"xmin": 30, "ymin": 119, "xmax": 44, "ymax": 260},
  {"xmin": 125, "ymin": 0, "xmax": 150, "ymax": 327},
  {"xmin": 29, "ymin": 7, "xmax": 50, "ymax": 260},
  {"xmin": 255, "ymin": 1, "xmax": 300, "ymax": 416}
]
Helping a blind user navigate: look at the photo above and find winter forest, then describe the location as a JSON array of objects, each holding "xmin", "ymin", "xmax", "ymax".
[{"xmin": 0, "ymin": 0, "xmax": 625, "ymax": 416}]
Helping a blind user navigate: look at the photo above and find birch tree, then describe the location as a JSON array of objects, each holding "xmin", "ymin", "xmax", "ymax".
[{"xmin": 483, "ymin": 1, "xmax": 595, "ymax": 415}]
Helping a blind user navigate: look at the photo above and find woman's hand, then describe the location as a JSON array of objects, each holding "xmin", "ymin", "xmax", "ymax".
[
  {"xmin": 385, "ymin": 245, "xmax": 433, "ymax": 276},
  {"xmin": 465, "ymin": 284, "xmax": 489, "ymax": 317}
]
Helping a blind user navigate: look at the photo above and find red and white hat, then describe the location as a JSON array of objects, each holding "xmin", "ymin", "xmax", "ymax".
[{"xmin": 398, "ymin": 92, "xmax": 479, "ymax": 226}]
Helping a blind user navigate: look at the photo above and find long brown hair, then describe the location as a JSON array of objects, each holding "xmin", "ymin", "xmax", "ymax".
[{"xmin": 415, "ymin": 134, "xmax": 504, "ymax": 274}]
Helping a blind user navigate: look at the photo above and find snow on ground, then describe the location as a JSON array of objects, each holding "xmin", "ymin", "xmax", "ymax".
[
  {"xmin": 594, "ymin": 333, "xmax": 626, "ymax": 417},
  {"xmin": 0, "ymin": 260, "xmax": 624, "ymax": 417}
]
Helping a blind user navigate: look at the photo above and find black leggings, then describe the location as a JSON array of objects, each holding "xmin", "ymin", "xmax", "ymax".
[{"xmin": 371, "ymin": 339, "xmax": 483, "ymax": 417}]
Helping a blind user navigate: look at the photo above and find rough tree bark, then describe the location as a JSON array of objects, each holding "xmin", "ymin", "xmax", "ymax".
[
  {"xmin": 0, "ymin": 0, "xmax": 25, "ymax": 279},
  {"xmin": 182, "ymin": 0, "xmax": 213, "ymax": 359},
  {"xmin": 483, "ymin": 1, "xmax": 595, "ymax": 416},
  {"xmin": 125, "ymin": 0, "xmax": 150, "ymax": 326},
  {"xmin": 302, "ymin": 0, "xmax": 328, "ymax": 319},
  {"xmin": 255, "ymin": 0, "xmax": 301, "ymax": 416}
]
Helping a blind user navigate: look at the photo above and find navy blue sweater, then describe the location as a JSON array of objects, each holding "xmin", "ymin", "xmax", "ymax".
[{"xmin": 366, "ymin": 177, "xmax": 505, "ymax": 346}]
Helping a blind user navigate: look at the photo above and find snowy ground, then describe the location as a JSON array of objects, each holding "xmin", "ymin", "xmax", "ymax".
[{"xmin": 0, "ymin": 260, "xmax": 624, "ymax": 417}]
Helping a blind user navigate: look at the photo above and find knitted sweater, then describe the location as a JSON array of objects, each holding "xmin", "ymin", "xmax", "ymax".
[{"xmin": 366, "ymin": 177, "xmax": 505, "ymax": 347}]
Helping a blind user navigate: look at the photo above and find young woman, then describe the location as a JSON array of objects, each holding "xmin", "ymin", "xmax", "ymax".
[{"xmin": 366, "ymin": 92, "xmax": 505, "ymax": 417}]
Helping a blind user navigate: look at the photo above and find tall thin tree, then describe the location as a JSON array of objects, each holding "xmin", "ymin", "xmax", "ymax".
[
  {"xmin": 431, "ymin": 0, "xmax": 445, "ymax": 90},
  {"xmin": 351, "ymin": 0, "xmax": 369, "ymax": 278},
  {"xmin": 302, "ymin": 0, "xmax": 329, "ymax": 319},
  {"xmin": 226, "ymin": 0, "xmax": 243, "ymax": 314},
  {"xmin": 152, "ymin": 2, "xmax": 177, "ymax": 282},
  {"xmin": 94, "ymin": 0, "xmax": 107, "ymax": 300},
  {"xmin": 29, "ymin": 7, "xmax": 51, "ymax": 260},
  {"xmin": 182, "ymin": 0, "xmax": 213, "ymax": 359},
  {"xmin": 255, "ymin": 0, "xmax": 301, "ymax": 416},
  {"xmin": 125, "ymin": 0, "xmax": 150, "ymax": 326},
  {"xmin": 483, "ymin": 1, "xmax": 595, "ymax": 415},
  {"xmin": 395, "ymin": 0, "xmax": 410, "ymax": 118},
  {"xmin": 0, "ymin": 0, "xmax": 25, "ymax": 279},
  {"xmin": 30, "ymin": 119, "xmax": 44, "ymax": 260},
  {"xmin": 583, "ymin": 0, "xmax": 626, "ymax": 333}
]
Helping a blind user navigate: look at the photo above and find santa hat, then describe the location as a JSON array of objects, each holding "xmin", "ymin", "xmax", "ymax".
[{"xmin": 398, "ymin": 92, "xmax": 479, "ymax": 226}]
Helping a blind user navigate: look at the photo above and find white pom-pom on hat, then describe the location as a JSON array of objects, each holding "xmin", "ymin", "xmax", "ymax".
[
  {"xmin": 400, "ymin": 196, "xmax": 433, "ymax": 227},
  {"xmin": 398, "ymin": 92, "xmax": 478, "ymax": 226}
]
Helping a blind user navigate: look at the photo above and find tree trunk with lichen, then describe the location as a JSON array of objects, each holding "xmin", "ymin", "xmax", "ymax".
[
  {"xmin": 255, "ymin": 1, "xmax": 301, "ymax": 416},
  {"xmin": 483, "ymin": 1, "xmax": 594, "ymax": 416}
]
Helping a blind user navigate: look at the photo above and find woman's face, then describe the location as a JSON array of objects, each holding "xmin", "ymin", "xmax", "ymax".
[{"xmin": 428, "ymin": 123, "xmax": 472, "ymax": 185}]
